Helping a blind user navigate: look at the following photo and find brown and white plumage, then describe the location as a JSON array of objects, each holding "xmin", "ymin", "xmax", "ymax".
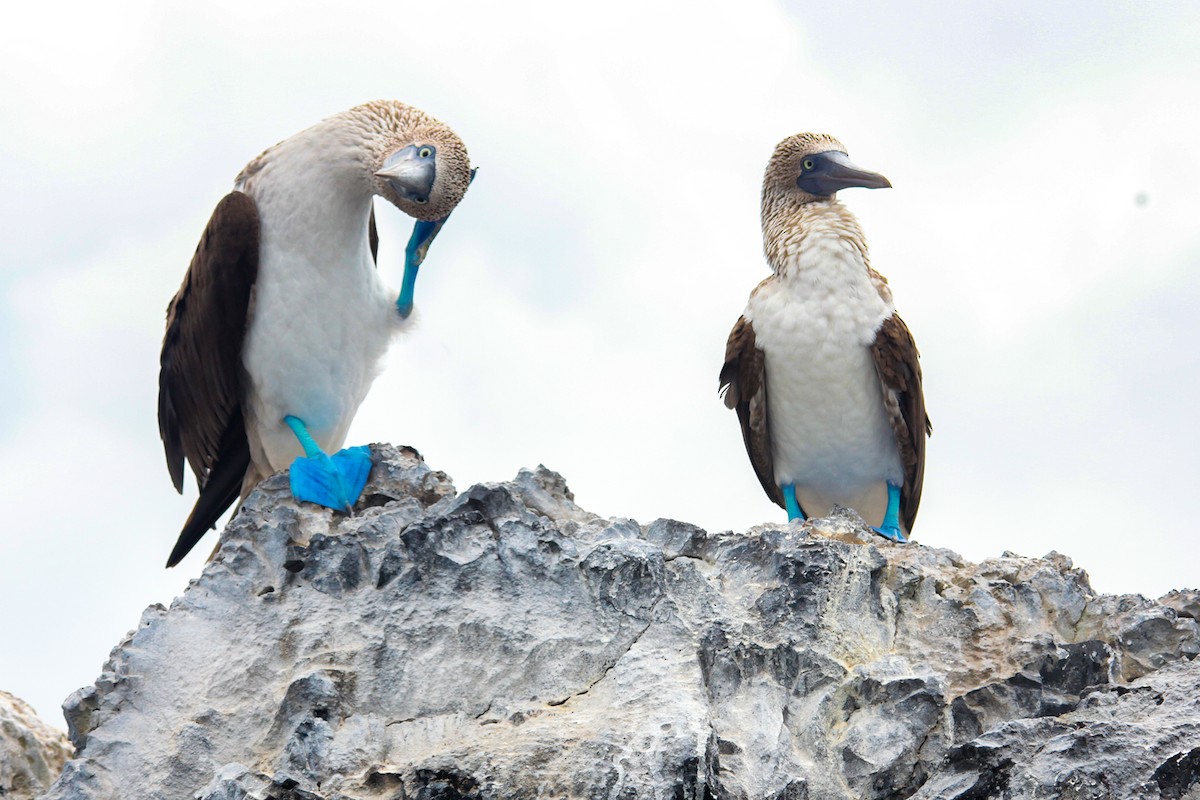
[
  {"xmin": 158, "ymin": 101, "xmax": 473, "ymax": 567},
  {"xmin": 719, "ymin": 133, "xmax": 930, "ymax": 537}
]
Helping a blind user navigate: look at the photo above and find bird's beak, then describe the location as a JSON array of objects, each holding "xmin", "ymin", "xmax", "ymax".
[
  {"xmin": 377, "ymin": 146, "xmax": 435, "ymax": 205},
  {"xmin": 801, "ymin": 151, "xmax": 892, "ymax": 195},
  {"xmin": 396, "ymin": 168, "xmax": 477, "ymax": 318}
]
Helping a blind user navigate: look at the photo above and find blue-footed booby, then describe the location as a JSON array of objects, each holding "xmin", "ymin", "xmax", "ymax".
[
  {"xmin": 719, "ymin": 133, "xmax": 930, "ymax": 542},
  {"xmin": 158, "ymin": 100, "xmax": 474, "ymax": 567}
]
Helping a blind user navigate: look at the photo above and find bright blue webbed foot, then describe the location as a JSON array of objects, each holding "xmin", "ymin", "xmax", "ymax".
[
  {"xmin": 871, "ymin": 524, "xmax": 909, "ymax": 543},
  {"xmin": 288, "ymin": 445, "xmax": 373, "ymax": 513}
]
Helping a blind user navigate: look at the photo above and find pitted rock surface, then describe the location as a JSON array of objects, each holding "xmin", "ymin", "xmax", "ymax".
[
  {"xmin": 1, "ymin": 690, "xmax": 72, "ymax": 799},
  {"xmin": 40, "ymin": 446, "xmax": 1200, "ymax": 799}
]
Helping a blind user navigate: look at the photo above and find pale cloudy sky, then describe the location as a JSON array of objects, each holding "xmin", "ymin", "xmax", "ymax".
[{"xmin": 1, "ymin": 0, "xmax": 1198, "ymax": 728}]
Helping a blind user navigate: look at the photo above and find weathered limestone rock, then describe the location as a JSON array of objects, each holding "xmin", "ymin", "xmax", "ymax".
[
  {"xmin": 1, "ymin": 690, "xmax": 72, "ymax": 799},
  {"xmin": 914, "ymin": 656, "xmax": 1200, "ymax": 799},
  {"xmin": 42, "ymin": 446, "xmax": 1200, "ymax": 799}
]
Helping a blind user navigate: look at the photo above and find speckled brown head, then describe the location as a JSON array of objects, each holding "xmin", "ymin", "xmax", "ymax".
[
  {"xmin": 234, "ymin": 100, "xmax": 474, "ymax": 223},
  {"xmin": 351, "ymin": 100, "xmax": 473, "ymax": 222},
  {"xmin": 762, "ymin": 132, "xmax": 890, "ymax": 212}
]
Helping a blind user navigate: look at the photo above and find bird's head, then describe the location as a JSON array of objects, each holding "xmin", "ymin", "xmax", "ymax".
[
  {"xmin": 351, "ymin": 101, "xmax": 476, "ymax": 318},
  {"xmin": 764, "ymin": 133, "xmax": 891, "ymax": 205},
  {"xmin": 373, "ymin": 120, "xmax": 473, "ymax": 222}
]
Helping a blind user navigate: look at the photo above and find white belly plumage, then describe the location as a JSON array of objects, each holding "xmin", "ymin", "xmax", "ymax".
[
  {"xmin": 747, "ymin": 247, "xmax": 903, "ymax": 524},
  {"xmin": 762, "ymin": 328, "xmax": 901, "ymax": 486},
  {"xmin": 241, "ymin": 239, "xmax": 399, "ymax": 472}
]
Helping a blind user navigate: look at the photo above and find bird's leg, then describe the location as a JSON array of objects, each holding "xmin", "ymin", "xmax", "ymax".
[
  {"xmin": 283, "ymin": 415, "xmax": 372, "ymax": 514},
  {"xmin": 782, "ymin": 483, "xmax": 806, "ymax": 523},
  {"xmin": 871, "ymin": 482, "xmax": 908, "ymax": 543},
  {"xmin": 396, "ymin": 168, "xmax": 477, "ymax": 318},
  {"xmin": 396, "ymin": 219, "xmax": 440, "ymax": 318}
]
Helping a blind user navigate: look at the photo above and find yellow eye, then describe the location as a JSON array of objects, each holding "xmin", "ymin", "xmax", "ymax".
[
  {"xmin": 418, "ymin": 146, "xmax": 433, "ymax": 158},
  {"xmin": 803, "ymin": 158, "xmax": 815, "ymax": 170}
]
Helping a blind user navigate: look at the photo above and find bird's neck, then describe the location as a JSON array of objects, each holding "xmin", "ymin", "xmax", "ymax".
[
  {"xmin": 762, "ymin": 197, "xmax": 872, "ymax": 287},
  {"xmin": 244, "ymin": 130, "xmax": 377, "ymax": 261}
]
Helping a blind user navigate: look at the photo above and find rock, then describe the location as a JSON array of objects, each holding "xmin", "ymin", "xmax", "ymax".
[
  {"xmin": 1, "ymin": 690, "xmax": 72, "ymax": 799},
  {"xmin": 1160, "ymin": 589, "xmax": 1200, "ymax": 623},
  {"xmin": 41, "ymin": 445, "xmax": 1200, "ymax": 799},
  {"xmin": 915, "ymin": 657, "xmax": 1200, "ymax": 799}
]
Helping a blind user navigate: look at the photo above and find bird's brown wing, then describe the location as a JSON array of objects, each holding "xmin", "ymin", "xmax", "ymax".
[
  {"xmin": 158, "ymin": 191, "xmax": 259, "ymax": 566},
  {"xmin": 369, "ymin": 206, "xmax": 379, "ymax": 265},
  {"xmin": 719, "ymin": 315, "xmax": 785, "ymax": 508},
  {"xmin": 870, "ymin": 313, "xmax": 932, "ymax": 531}
]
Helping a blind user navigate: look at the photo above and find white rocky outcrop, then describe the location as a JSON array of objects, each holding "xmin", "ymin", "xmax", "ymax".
[
  {"xmin": 1, "ymin": 690, "xmax": 72, "ymax": 799},
  {"xmin": 39, "ymin": 446, "xmax": 1200, "ymax": 799}
]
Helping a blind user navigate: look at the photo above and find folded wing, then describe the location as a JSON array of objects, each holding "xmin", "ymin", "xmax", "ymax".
[{"xmin": 158, "ymin": 191, "xmax": 260, "ymax": 566}]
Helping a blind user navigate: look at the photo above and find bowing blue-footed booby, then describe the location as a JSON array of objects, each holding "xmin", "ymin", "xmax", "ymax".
[
  {"xmin": 719, "ymin": 133, "xmax": 930, "ymax": 542},
  {"xmin": 158, "ymin": 100, "xmax": 474, "ymax": 567}
]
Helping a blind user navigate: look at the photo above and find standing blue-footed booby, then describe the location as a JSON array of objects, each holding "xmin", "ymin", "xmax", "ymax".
[
  {"xmin": 719, "ymin": 133, "xmax": 930, "ymax": 542},
  {"xmin": 158, "ymin": 100, "xmax": 474, "ymax": 567}
]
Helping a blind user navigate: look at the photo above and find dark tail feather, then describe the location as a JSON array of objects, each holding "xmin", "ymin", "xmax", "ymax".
[{"xmin": 166, "ymin": 417, "xmax": 251, "ymax": 568}]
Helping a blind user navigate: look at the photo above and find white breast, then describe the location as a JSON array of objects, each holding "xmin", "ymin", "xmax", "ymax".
[
  {"xmin": 746, "ymin": 231, "xmax": 903, "ymax": 522},
  {"xmin": 239, "ymin": 143, "xmax": 407, "ymax": 473}
]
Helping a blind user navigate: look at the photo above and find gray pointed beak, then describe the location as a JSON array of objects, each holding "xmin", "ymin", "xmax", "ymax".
[
  {"xmin": 377, "ymin": 146, "xmax": 435, "ymax": 205},
  {"xmin": 798, "ymin": 151, "xmax": 892, "ymax": 195}
]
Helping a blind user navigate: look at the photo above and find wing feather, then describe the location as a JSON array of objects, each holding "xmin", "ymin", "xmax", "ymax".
[
  {"xmin": 157, "ymin": 191, "xmax": 259, "ymax": 565},
  {"xmin": 368, "ymin": 206, "xmax": 379, "ymax": 265},
  {"xmin": 719, "ymin": 316, "xmax": 785, "ymax": 508},
  {"xmin": 870, "ymin": 313, "xmax": 932, "ymax": 531}
]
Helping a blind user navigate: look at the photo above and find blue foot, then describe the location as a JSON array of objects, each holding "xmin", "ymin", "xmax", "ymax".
[
  {"xmin": 288, "ymin": 445, "xmax": 372, "ymax": 513},
  {"xmin": 871, "ymin": 524, "xmax": 909, "ymax": 543},
  {"xmin": 872, "ymin": 482, "xmax": 908, "ymax": 543}
]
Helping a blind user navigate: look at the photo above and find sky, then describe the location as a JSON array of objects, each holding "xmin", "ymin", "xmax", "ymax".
[{"xmin": 1, "ymin": 0, "xmax": 1198, "ymax": 730}]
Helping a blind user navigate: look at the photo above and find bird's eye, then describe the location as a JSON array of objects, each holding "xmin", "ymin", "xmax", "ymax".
[
  {"xmin": 802, "ymin": 158, "xmax": 815, "ymax": 171},
  {"xmin": 418, "ymin": 146, "xmax": 433, "ymax": 158}
]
